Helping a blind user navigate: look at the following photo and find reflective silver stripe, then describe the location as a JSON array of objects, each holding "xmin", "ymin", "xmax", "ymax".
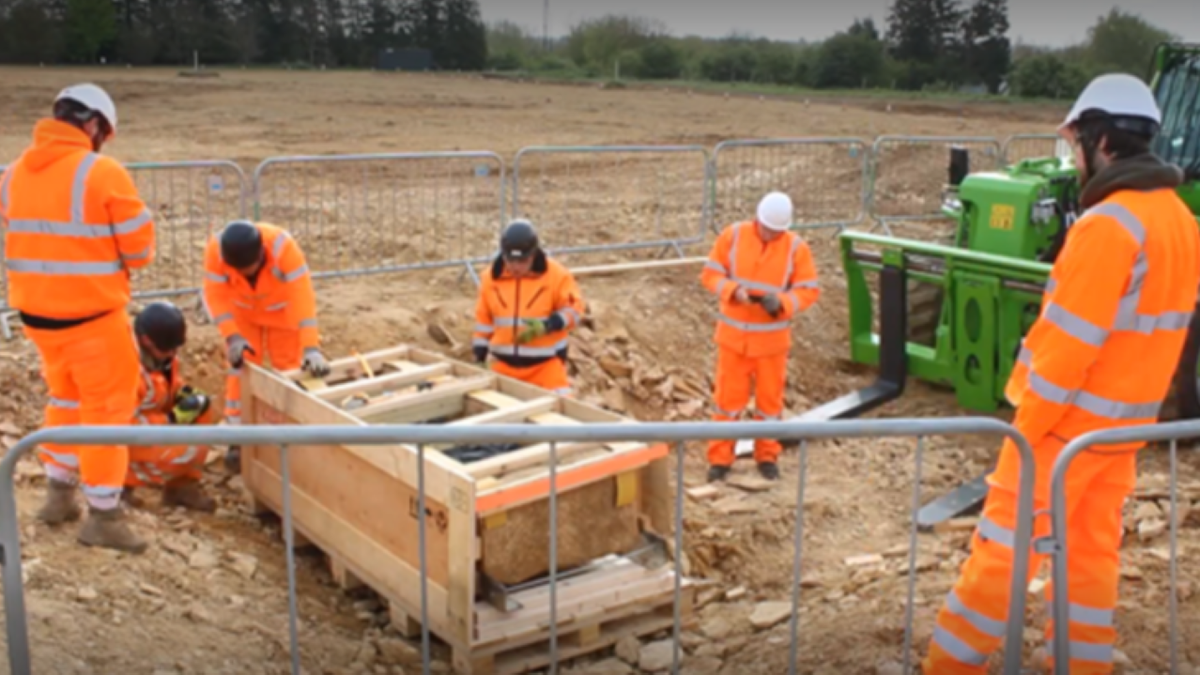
[
  {"xmin": 81, "ymin": 484, "xmax": 122, "ymax": 499},
  {"xmin": 6, "ymin": 219, "xmax": 120, "ymax": 238},
  {"xmin": 226, "ymin": 414, "xmax": 242, "ymax": 425},
  {"xmin": 931, "ymin": 626, "xmax": 988, "ymax": 666},
  {"xmin": 299, "ymin": 318, "xmax": 317, "ymax": 328},
  {"xmin": 782, "ymin": 236, "xmax": 800, "ymax": 287},
  {"xmin": 791, "ymin": 280, "xmax": 818, "ymax": 289},
  {"xmin": 1120, "ymin": 309, "xmax": 1192, "ymax": 333},
  {"xmin": 946, "ymin": 589, "xmax": 1006, "ymax": 637},
  {"xmin": 1050, "ymin": 640, "xmax": 1114, "ymax": 664},
  {"xmin": 475, "ymin": 324, "xmax": 494, "ymax": 334},
  {"xmin": 129, "ymin": 463, "xmax": 154, "ymax": 484},
  {"xmin": 112, "ymin": 209, "xmax": 152, "ymax": 236},
  {"xmin": 172, "ymin": 446, "xmax": 200, "ymax": 465},
  {"xmin": 1017, "ymin": 348, "xmax": 1163, "ymax": 420},
  {"xmin": 1043, "ymin": 302, "xmax": 1108, "ymax": 348},
  {"xmin": 206, "ymin": 272, "xmax": 229, "ymax": 283},
  {"xmin": 977, "ymin": 516, "xmax": 1015, "ymax": 548},
  {"xmin": 783, "ymin": 292, "xmax": 799, "ymax": 315},
  {"xmin": 489, "ymin": 341, "xmax": 567, "ymax": 357},
  {"xmin": 119, "ymin": 244, "xmax": 149, "ymax": 261},
  {"xmin": 233, "ymin": 301, "xmax": 252, "ymax": 309},
  {"xmin": 49, "ymin": 396, "xmax": 80, "ymax": 409},
  {"xmin": 719, "ymin": 314, "xmax": 790, "ymax": 332},
  {"xmin": 0, "ymin": 165, "xmax": 12, "ymax": 213},
  {"xmin": 734, "ymin": 278, "xmax": 785, "ymax": 294},
  {"xmin": 280, "ymin": 264, "xmax": 308, "ymax": 282},
  {"xmin": 71, "ymin": 153, "xmax": 99, "ymax": 225},
  {"xmin": 714, "ymin": 406, "xmax": 742, "ymax": 418},
  {"xmin": 266, "ymin": 302, "xmax": 287, "ymax": 312},
  {"xmin": 226, "ymin": 400, "xmax": 241, "ymax": 410},
  {"xmin": 705, "ymin": 260, "xmax": 727, "ymax": 274},
  {"xmin": 472, "ymin": 337, "xmax": 490, "ymax": 348},
  {"xmin": 7, "ymin": 259, "xmax": 123, "ymax": 275},
  {"xmin": 272, "ymin": 231, "xmax": 289, "ymax": 257},
  {"xmin": 1045, "ymin": 601, "xmax": 1114, "ymax": 628},
  {"xmin": 139, "ymin": 371, "xmax": 156, "ymax": 411},
  {"xmin": 495, "ymin": 315, "xmax": 548, "ymax": 328},
  {"xmin": 40, "ymin": 449, "xmax": 79, "ymax": 467},
  {"xmin": 1047, "ymin": 279, "xmax": 1057, "ymax": 294},
  {"xmin": 1085, "ymin": 202, "xmax": 1145, "ymax": 246}
]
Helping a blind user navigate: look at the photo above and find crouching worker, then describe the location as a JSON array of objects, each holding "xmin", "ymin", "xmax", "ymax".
[
  {"xmin": 471, "ymin": 219, "xmax": 585, "ymax": 396},
  {"xmin": 123, "ymin": 301, "xmax": 217, "ymax": 513}
]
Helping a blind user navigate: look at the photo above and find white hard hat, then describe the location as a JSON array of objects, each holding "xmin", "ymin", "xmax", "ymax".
[
  {"xmin": 55, "ymin": 83, "xmax": 118, "ymax": 138},
  {"xmin": 1060, "ymin": 73, "xmax": 1161, "ymax": 133},
  {"xmin": 756, "ymin": 191, "xmax": 793, "ymax": 232}
]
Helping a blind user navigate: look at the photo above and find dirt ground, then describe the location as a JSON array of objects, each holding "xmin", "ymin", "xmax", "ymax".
[{"xmin": 0, "ymin": 66, "xmax": 1195, "ymax": 675}]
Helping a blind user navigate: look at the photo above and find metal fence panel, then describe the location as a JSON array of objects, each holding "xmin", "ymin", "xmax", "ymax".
[
  {"xmin": 1046, "ymin": 421, "xmax": 1200, "ymax": 675},
  {"xmin": 1002, "ymin": 134, "xmax": 1068, "ymax": 165},
  {"xmin": 868, "ymin": 136, "xmax": 1004, "ymax": 226},
  {"xmin": 0, "ymin": 418, "xmax": 1036, "ymax": 675},
  {"xmin": 710, "ymin": 138, "xmax": 870, "ymax": 234},
  {"xmin": 510, "ymin": 145, "xmax": 710, "ymax": 261},
  {"xmin": 253, "ymin": 152, "xmax": 506, "ymax": 284}
]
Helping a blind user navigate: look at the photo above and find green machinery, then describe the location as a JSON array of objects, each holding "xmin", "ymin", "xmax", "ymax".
[{"xmin": 829, "ymin": 42, "xmax": 1200, "ymax": 527}]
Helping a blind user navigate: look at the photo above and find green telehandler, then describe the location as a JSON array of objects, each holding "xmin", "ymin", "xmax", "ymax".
[{"xmin": 824, "ymin": 43, "xmax": 1200, "ymax": 527}]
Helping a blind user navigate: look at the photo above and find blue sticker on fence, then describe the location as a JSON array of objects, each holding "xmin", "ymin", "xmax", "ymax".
[
  {"xmin": 208, "ymin": 176, "xmax": 224, "ymax": 193},
  {"xmin": 474, "ymin": 165, "xmax": 490, "ymax": 177}
]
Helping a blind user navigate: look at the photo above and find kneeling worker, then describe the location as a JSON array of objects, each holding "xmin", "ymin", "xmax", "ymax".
[
  {"xmin": 202, "ymin": 221, "xmax": 331, "ymax": 473},
  {"xmin": 471, "ymin": 219, "xmax": 586, "ymax": 395},
  {"xmin": 700, "ymin": 191, "xmax": 820, "ymax": 482},
  {"xmin": 124, "ymin": 301, "xmax": 217, "ymax": 513}
]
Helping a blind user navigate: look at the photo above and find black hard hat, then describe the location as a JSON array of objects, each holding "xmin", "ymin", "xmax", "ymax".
[
  {"xmin": 500, "ymin": 219, "xmax": 539, "ymax": 260},
  {"xmin": 135, "ymin": 301, "xmax": 187, "ymax": 351},
  {"xmin": 219, "ymin": 220, "xmax": 264, "ymax": 268}
]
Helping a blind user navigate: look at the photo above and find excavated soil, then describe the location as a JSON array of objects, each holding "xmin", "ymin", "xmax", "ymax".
[{"xmin": 0, "ymin": 67, "xmax": 1195, "ymax": 674}]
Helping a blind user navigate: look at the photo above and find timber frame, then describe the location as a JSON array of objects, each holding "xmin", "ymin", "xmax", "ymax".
[{"xmin": 240, "ymin": 344, "xmax": 693, "ymax": 674}]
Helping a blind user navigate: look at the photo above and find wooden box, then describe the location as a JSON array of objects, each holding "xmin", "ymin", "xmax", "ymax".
[{"xmin": 241, "ymin": 345, "xmax": 693, "ymax": 674}]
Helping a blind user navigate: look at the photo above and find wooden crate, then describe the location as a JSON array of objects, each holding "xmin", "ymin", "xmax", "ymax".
[{"xmin": 241, "ymin": 345, "xmax": 693, "ymax": 674}]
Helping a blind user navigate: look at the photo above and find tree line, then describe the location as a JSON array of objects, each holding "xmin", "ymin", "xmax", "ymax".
[
  {"xmin": 488, "ymin": 2, "xmax": 1177, "ymax": 99},
  {"xmin": 0, "ymin": 0, "xmax": 1178, "ymax": 100},
  {"xmin": 0, "ymin": 0, "xmax": 487, "ymax": 69}
]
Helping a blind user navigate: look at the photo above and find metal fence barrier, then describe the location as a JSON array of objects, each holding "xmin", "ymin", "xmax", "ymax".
[
  {"xmin": 710, "ymin": 138, "xmax": 870, "ymax": 234},
  {"xmin": 252, "ymin": 152, "xmax": 507, "ymax": 286},
  {"xmin": 1045, "ymin": 421, "xmax": 1200, "ymax": 675},
  {"xmin": 1003, "ymin": 134, "xmax": 1068, "ymax": 165},
  {"xmin": 0, "ymin": 418, "xmax": 1036, "ymax": 675},
  {"xmin": 510, "ymin": 145, "xmax": 711, "ymax": 262},
  {"xmin": 867, "ymin": 136, "xmax": 1005, "ymax": 234}
]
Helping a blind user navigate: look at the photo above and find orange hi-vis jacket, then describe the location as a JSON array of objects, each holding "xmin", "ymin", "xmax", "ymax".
[
  {"xmin": 133, "ymin": 355, "xmax": 188, "ymax": 427},
  {"xmin": 202, "ymin": 222, "xmax": 319, "ymax": 349},
  {"xmin": 0, "ymin": 119, "xmax": 155, "ymax": 320},
  {"xmin": 473, "ymin": 251, "xmax": 586, "ymax": 368},
  {"xmin": 1006, "ymin": 187, "xmax": 1200, "ymax": 453},
  {"xmin": 700, "ymin": 221, "xmax": 820, "ymax": 358}
]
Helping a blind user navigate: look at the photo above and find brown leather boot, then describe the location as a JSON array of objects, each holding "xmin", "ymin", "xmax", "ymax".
[
  {"xmin": 77, "ymin": 506, "xmax": 148, "ymax": 554},
  {"xmin": 162, "ymin": 480, "xmax": 217, "ymax": 513},
  {"xmin": 36, "ymin": 479, "xmax": 82, "ymax": 525}
]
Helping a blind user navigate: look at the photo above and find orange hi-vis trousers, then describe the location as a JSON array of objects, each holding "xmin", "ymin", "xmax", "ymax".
[
  {"xmin": 707, "ymin": 346, "xmax": 788, "ymax": 465},
  {"xmin": 489, "ymin": 358, "xmax": 571, "ymax": 396},
  {"xmin": 225, "ymin": 323, "xmax": 303, "ymax": 425},
  {"xmin": 30, "ymin": 310, "xmax": 141, "ymax": 510},
  {"xmin": 126, "ymin": 407, "xmax": 216, "ymax": 488},
  {"xmin": 923, "ymin": 434, "xmax": 1135, "ymax": 674}
]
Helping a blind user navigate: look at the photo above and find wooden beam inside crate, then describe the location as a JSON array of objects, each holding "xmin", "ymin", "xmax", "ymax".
[
  {"xmin": 315, "ymin": 363, "xmax": 453, "ymax": 401},
  {"xmin": 277, "ymin": 345, "xmax": 411, "ymax": 382},
  {"xmin": 352, "ymin": 375, "xmax": 496, "ymax": 423}
]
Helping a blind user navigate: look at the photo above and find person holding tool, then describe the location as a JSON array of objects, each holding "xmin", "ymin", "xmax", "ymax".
[{"xmin": 699, "ymin": 191, "xmax": 820, "ymax": 482}]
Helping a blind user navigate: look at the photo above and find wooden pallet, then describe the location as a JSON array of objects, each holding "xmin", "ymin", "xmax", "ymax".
[{"xmin": 240, "ymin": 344, "xmax": 690, "ymax": 674}]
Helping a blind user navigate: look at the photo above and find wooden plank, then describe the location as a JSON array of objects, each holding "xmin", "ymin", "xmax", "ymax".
[
  {"xmin": 353, "ymin": 375, "xmax": 495, "ymax": 422},
  {"xmin": 314, "ymin": 363, "xmax": 452, "ymax": 401},
  {"xmin": 277, "ymin": 345, "xmax": 410, "ymax": 381},
  {"xmin": 449, "ymin": 397, "xmax": 559, "ymax": 427}
]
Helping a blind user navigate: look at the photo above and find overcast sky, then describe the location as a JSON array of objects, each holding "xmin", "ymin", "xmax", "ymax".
[{"xmin": 479, "ymin": 0, "xmax": 1199, "ymax": 48}]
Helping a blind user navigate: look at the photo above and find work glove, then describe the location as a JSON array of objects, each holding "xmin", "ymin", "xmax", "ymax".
[
  {"xmin": 170, "ymin": 386, "xmax": 210, "ymax": 425},
  {"xmin": 302, "ymin": 348, "xmax": 330, "ymax": 377},
  {"xmin": 473, "ymin": 345, "xmax": 489, "ymax": 364},
  {"xmin": 516, "ymin": 318, "xmax": 547, "ymax": 344},
  {"xmin": 761, "ymin": 293, "xmax": 783, "ymax": 318},
  {"xmin": 733, "ymin": 286, "xmax": 750, "ymax": 304},
  {"xmin": 226, "ymin": 334, "xmax": 255, "ymax": 369}
]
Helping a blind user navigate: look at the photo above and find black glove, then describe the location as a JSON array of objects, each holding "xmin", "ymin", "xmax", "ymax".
[
  {"xmin": 761, "ymin": 293, "xmax": 782, "ymax": 318},
  {"xmin": 473, "ymin": 345, "xmax": 488, "ymax": 364},
  {"xmin": 170, "ymin": 386, "xmax": 211, "ymax": 425}
]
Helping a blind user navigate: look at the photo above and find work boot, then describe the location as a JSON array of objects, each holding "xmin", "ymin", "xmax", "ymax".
[
  {"xmin": 224, "ymin": 445, "xmax": 242, "ymax": 474},
  {"xmin": 36, "ymin": 479, "xmax": 82, "ymax": 525},
  {"xmin": 757, "ymin": 462, "xmax": 780, "ymax": 481},
  {"xmin": 162, "ymin": 480, "xmax": 217, "ymax": 513},
  {"xmin": 707, "ymin": 465, "xmax": 730, "ymax": 483},
  {"xmin": 77, "ymin": 506, "xmax": 148, "ymax": 554}
]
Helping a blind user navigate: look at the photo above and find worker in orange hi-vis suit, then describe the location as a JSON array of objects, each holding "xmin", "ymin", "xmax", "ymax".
[
  {"xmin": 923, "ymin": 74, "xmax": 1200, "ymax": 675},
  {"xmin": 0, "ymin": 83, "xmax": 155, "ymax": 554},
  {"xmin": 471, "ymin": 219, "xmax": 586, "ymax": 395},
  {"xmin": 121, "ymin": 301, "xmax": 217, "ymax": 513},
  {"xmin": 700, "ymin": 191, "xmax": 820, "ymax": 483},
  {"xmin": 201, "ymin": 220, "xmax": 330, "ymax": 475}
]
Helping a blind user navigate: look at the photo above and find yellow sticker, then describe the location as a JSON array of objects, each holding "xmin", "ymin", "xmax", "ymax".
[{"xmin": 989, "ymin": 204, "xmax": 1015, "ymax": 231}]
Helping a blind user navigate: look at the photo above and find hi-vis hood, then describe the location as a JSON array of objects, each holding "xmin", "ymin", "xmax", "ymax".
[{"xmin": 19, "ymin": 119, "xmax": 94, "ymax": 173}]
